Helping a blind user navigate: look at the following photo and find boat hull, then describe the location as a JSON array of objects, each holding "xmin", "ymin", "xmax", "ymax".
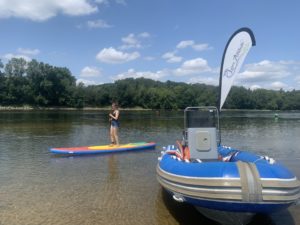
[{"xmin": 157, "ymin": 146, "xmax": 300, "ymax": 214}]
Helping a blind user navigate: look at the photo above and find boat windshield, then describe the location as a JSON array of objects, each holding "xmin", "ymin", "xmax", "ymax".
[{"xmin": 184, "ymin": 106, "xmax": 219, "ymax": 129}]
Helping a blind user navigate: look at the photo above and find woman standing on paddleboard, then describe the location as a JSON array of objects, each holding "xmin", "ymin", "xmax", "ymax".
[{"xmin": 109, "ymin": 102, "xmax": 120, "ymax": 146}]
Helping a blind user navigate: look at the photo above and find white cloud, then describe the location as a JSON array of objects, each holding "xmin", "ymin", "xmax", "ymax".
[
  {"xmin": 80, "ymin": 66, "xmax": 101, "ymax": 77},
  {"xmin": 121, "ymin": 33, "xmax": 141, "ymax": 49},
  {"xmin": 86, "ymin": 19, "xmax": 112, "ymax": 29},
  {"xmin": 188, "ymin": 76, "xmax": 218, "ymax": 86},
  {"xmin": 95, "ymin": 0, "xmax": 109, "ymax": 5},
  {"xmin": 138, "ymin": 32, "xmax": 150, "ymax": 38},
  {"xmin": 236, "ymin": 60, "xmax": 300, "ymax": 90},
  {"xmin": 176, "ymin": 40, "xmax": 212, "ymax": 51},
  {"xmin": 174, "ymin": 58, "xmax": 212, "ymax": 76},
  {"xmin": 270, "ymin": 81, "xmax": 288, "ymax": 90},
  {"xmin": 17, "ymin": 48, "xmax": 40, "ymax": 56},
  {"xmin": 249, "ymin": 84, "xmax": 262, "ymax": 90},
  {"xmin": 120, "ymin": 32, "xmax": 150, "ymax": 50},
  {"xmin": 96, "ymin": 47, "xmax": 140, "ymax": 64},
  {"xmin": 76, "ymin": 78, "xmax": 100, "ymax": 86},
  {"xmin": 113, "ymin": 68, "xmax": 167, "ymax": 81},
  {"xmin": 239, "ymin": 60, "xmax": 290, "ymax": 82},
  {"xmin": 162, "ymin": 51, "xmax": 182, "ymax": 63},
  {"xmin": 96, "ymin": 32, "xmax": 149, "ymax": 64},
  {"xmin": 4, "ymin": 53, "xmax": 31, "ymax": 61},
  {"xmin": 192, "ymin": 43, "xmax": 211, "ymax": 51},
  {"xmin": 0, "ymin": 0, "xmax": 98, "ymax": 22},
  {"xmin": 176, "ymin": 40, "xmax": 194, "ymax": 49},
  {"xmin": 57, "ymin": 1, "xmax": 97, "ymax": 16},
  {"xmin": 296, "ymin": 76, "xmax": 300, "ymax": 85},
  {"xmin": 95, "ymin": 0, "xmax": 126, "ymax": 6},
  {"xmin": 3, "ymin": 47, "xmax": 41, "ymax": 62}
]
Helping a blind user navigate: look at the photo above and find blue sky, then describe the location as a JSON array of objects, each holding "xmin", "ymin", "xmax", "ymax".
[{"xmin": 1, "ymin": 0, "xmax": 300, "ymax": 90}]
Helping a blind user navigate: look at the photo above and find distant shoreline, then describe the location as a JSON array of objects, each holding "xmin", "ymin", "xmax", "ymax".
[
  {"xmin": 0, "ymin": 106, "xmax": 152, "ymax": 111},
  {"xmin": 0, "ymin": 106, "xmax": 295, "ymax": 112}
]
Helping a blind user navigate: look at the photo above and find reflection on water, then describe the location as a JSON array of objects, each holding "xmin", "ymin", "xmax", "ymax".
[
  {"xmin": 0, "ymin": 110, "xmax": 300, "ymax": 225},
  {"xmin": 107, "ymin": 155, "xmax": 119, "ymax": 182}
]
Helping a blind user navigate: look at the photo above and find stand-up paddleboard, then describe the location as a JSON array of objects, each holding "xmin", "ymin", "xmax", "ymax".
[{"xmin": 50, "ymin": 142, "xmax": 156, "ymax": 155}]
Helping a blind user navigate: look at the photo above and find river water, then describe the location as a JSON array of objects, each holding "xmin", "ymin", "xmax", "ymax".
[{"xmin": 0, "ymin": 110, "xmax": 299, "ymax": 225}]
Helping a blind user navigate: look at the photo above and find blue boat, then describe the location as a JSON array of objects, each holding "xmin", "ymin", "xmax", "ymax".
[
  {"xmin": 157, "ymin": 28, "xmax": 300, "ymax": 224},
  {"xmin": 157, "ymin": 106, "xmax": 300, "ymax": 225},
  {"xmin": 157, "ymin": 27, "xmax": 300, "ymax": 225}
]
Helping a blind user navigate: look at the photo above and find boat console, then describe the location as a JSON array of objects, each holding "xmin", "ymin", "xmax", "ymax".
[{"xmin": 184, "ymin": 106, "xmax": 220, "ymax": 160}]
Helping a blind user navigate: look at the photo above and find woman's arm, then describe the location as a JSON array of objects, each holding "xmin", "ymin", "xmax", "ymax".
[{"xmin": 109, "ymin": 110, "xmax": 119, "ymax": 120}]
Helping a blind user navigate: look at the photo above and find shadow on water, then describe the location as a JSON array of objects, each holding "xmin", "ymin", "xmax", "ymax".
[
  {"xmin": 249, "ymin": 209, "xmax": 296, "ymax": 225},
  {"xmin": 160, "ymin": 189, "xmax": 219, "ymax": 225},
  {"xmin": 161, "ymin": 189, "xmax": 296, "ymax": 225}
]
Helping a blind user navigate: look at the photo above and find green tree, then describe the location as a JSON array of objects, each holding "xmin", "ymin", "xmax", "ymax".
[
  {"xmin": 3, "ymin": 76, "xmax": 30, "ymax": 105},
  {"xmin": 26, "ymin": 61, "xmax": 76, "ymax": 106},
  {"xmin": 0, "ymin": 59, "xmax": 4, "ymax": 75},
  {"xmin": 0, "ymin": 60, "xmax": 6, "ymax": 104},
  {"xmin": 226, "ymin": 86, "xmax": 255, "ymax": 109},
  {"xmin": 5, "ymin": 58, "xmax": 27, "ymax": 77},
  {"xmin": 1, "ymin": 59, "xmax": 300, "ymax": 110}
]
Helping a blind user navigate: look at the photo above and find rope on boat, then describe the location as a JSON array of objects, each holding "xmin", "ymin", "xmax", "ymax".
[{"xmin": 253, "ymin": 155, "xmax": 275, "ymax": 164}]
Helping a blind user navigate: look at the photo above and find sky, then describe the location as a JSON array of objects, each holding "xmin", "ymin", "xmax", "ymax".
[{"xmin": 1, "ymin": 0, "xmax": 300, "ymax": 90}]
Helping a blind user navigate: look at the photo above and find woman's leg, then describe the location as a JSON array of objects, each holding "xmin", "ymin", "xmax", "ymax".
[
  {"xmin": 113, "ymin": 127, "xmax": 119, "ymax": 145},
  {"xmin": 110, "ymin": 126, "xmax": 115, "ymax": 145}
]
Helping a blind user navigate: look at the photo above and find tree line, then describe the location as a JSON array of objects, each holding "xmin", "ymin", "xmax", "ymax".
[{"xmin": 1, "ymin": 58, "xmax": 300, "ymax": 110}]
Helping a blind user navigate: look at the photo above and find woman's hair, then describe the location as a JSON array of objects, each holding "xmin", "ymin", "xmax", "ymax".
[{"xmin": 112, "ymin": 102, "xmax": 118, "ymax": 109}]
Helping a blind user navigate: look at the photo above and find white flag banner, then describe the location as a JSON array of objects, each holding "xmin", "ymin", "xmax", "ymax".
[{"xmin": 219, "ymin": 28, "xmax": 256, "ymax": 110}]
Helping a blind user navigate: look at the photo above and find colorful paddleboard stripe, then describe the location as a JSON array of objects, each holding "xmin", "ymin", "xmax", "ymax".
[{"xmin": 50, "ymin": 142, "xmax": 156, "ymax": 155}]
